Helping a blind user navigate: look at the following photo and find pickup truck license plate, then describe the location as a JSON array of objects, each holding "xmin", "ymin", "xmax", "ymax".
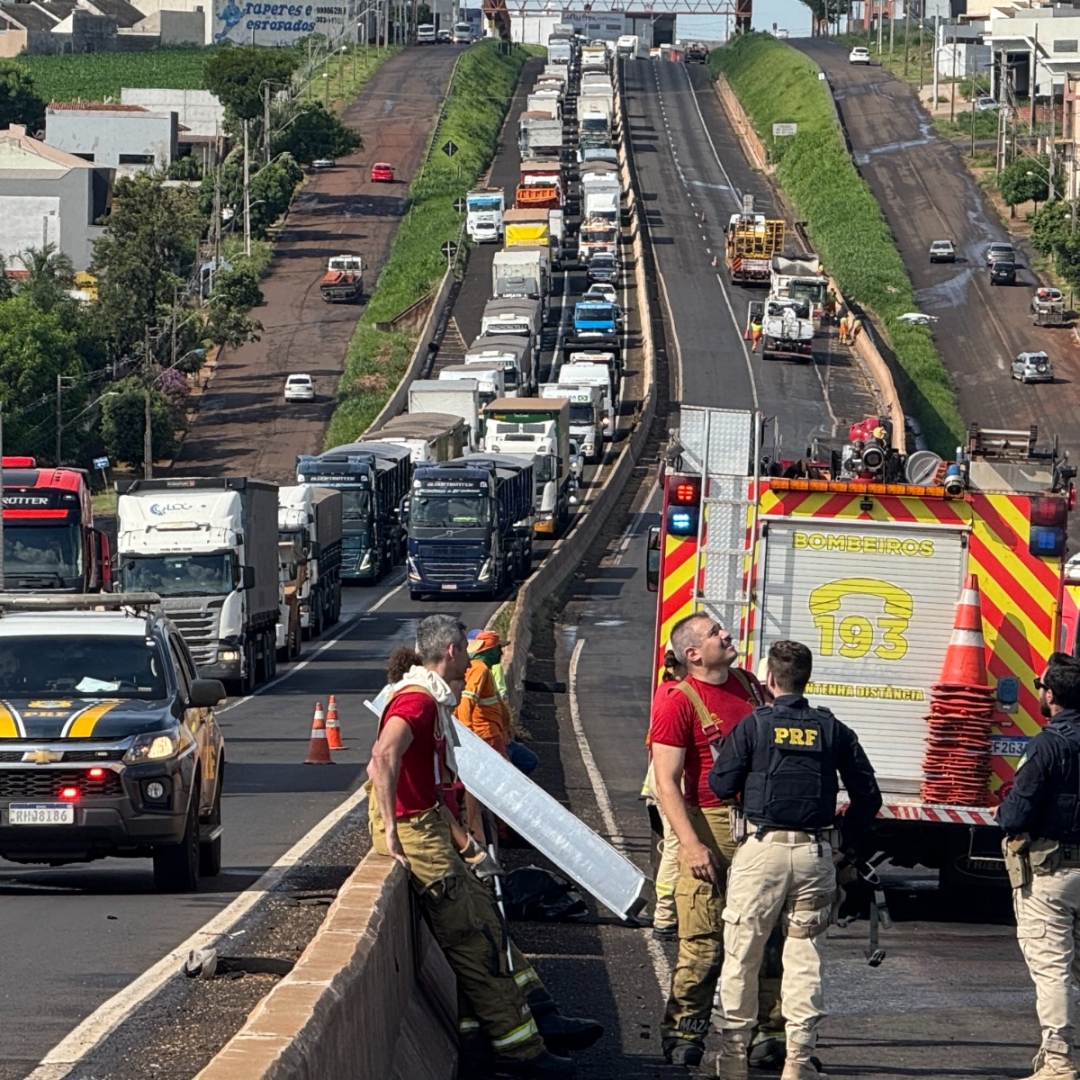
[{"xmin": 9, "ymin": 803, "xmax": 74, "ymax": 825}]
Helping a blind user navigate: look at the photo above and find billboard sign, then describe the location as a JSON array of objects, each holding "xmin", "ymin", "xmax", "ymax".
[{"xmin": 213, "ymin": 0, "xmax": 352, "ymax": 46}]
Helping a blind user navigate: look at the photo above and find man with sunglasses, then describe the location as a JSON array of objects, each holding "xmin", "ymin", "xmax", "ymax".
[
  {"xmin": 999, "ymin": 653, "xmax": 1080, "ymax": 1080},
  {"xmin": 650, "ymin": 611, "xmax": 783, "ymax": 1068}
]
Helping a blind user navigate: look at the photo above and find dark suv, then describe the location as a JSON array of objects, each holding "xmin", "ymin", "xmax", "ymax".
[
  {"xmin": 0, "ymin": 594, "xmax": 226, "ymax": 891},
  {"xmin": 990, "ymin": 261, "xmax": 1016, "ymax": 286}
]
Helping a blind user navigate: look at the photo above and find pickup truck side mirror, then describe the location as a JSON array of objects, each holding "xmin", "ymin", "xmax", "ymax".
[
  {"xmin": 190, "ymin": 678, "xmax": 227, "ymax": 707},
  {"xmin": 646, "ymin": 525, "xmax": 661, "ymax": 592},
  {"xmin": 241, "ymin": 565, "xmax": 256, "ymax": 590}
]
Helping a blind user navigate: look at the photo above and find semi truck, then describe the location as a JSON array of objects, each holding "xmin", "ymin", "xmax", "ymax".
[
  {"xmin": 1, "ymin": 457, "xmax": 111, "ymax": 592},
  {"xmin": 277, "ymin": 485, "xmax": 343, "ymax": 642},
  {"xmin": 483, "ymin": 398, "xmax": 571, "ymax": 535},
  {"xmin": 407, "ymin": 381, "xmax": 481, "ymax": 449},
  {"xmin": 648, "ymin": 406, "xmax": 1080, "ymax": 899},
  {"xmin": 770, "ymin": 251, "xmax": 829, "ymax": 325},
  {"xmin": 465, "ymin": 335, "xmax": 534, "ymax": 398},
  {"xmin": 116, "ymin": 477, "xmax": 280, "ymax": 694},
  {"xmin": 439, "ymin": 363, "xmax": 505, "ymax": 409},
  {"xmin": 370, "ymin": 411, "xmax": 467, "ymax": 462},
  {"xmin": 406, "ymin": 454, "xmax": 535, "ymax": 600},
  {"xmin": 320, "ymin": 254, "xmax": 364, "ymax": 303},
  {"xmin": 541, "ymin": 382, "xmax": 603, "ymax": 462},
  {"xmin": 562, "ymin": 357, "xmax": 616, "ymax": 439},
  {"xmin": 481, "ymin": 296, "xmax": 542, "ymax": 342},
  {"xmin": 295, "ymin": 442, "xmax": 412, "ymax": 582},
  {"xmin": 466, "ymin": 188, "xmax": 505, "ymax": 244},
  {"xmin": 725, "ymin": 197, "xmax": 785, "ymax": 287}
]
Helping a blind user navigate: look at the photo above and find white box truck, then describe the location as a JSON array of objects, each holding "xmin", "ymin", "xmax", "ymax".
[
  {"xmin": 407, "ymin": 381, "xmax": 481, "ymax": 450},
  {"xmin": 563, "ymin": 358, "xmax": 616, "ymax": 440},
  {"xmin": 466, "ymin": 188, "xmax": 505, "ymax": 244},
  {"xmin": 541, "ymin": 382, "xmax": 603, "ymax": 462},
  {"xmin": 465, "ymin": 335, "xmax": 534, "ymax": 398},
  {"xmin": 439, "ymin": 363, "xmax": 505, "ymax": 409}
]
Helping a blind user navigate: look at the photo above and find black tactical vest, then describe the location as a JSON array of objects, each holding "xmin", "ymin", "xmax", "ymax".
[{"xmin": 1039, "ymin": 719, "xmax": 1080, "ymax": 841}]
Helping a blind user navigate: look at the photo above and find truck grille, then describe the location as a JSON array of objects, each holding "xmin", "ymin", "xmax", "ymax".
[
  {"xmin": 0, "ymin": 769, "xmax": 122, "ymax": 800},
  {"xmin": 167, "ymin": 611, "xmax": 218, "ymax": 667},
  {"xmin": 0, "ymin": 748, "xmax": 125, "ymax": 764},
  {"xmin": 422, "ymin": 561, "xmax": 480, "ymax": 584}
]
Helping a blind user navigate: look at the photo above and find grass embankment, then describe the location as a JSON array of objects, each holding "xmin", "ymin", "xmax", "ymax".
[
  {"xmin": 709, "ymin": 34, "xmax": 965, "ymax": 452},
  {"xmin": 301, "ymin": 44, "xmax": 403, "ymax": 113},
  {"xmin": 325, "ymin": 41, "xmax": 528, "ymax": 446}
]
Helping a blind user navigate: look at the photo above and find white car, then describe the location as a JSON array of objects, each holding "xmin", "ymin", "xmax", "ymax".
[
  {"xmin": 1010, "ymin": 351, "xmax": 1054, "ymax": 384},
  {"xmin": 849, "ymin": 46, "xmax": 871, "ymax": 65},
  {"xmin": 311, "ymin": 158, "xmax": 336, "ymax": 170},
  {"xmin": 284, "ymin": 374, "xmax": 315, "ymax": 401},
  {"xmin": 973, "ymin": 96, "xmax": 1000, "ymax": 112},
  {"xmin": 584, "ymin": 283, "xmax": 618, "ymax": 304}
]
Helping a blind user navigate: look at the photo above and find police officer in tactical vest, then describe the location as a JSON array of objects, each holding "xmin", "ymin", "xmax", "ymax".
[
  {"xmin": 999, "ymin": 652, "xmax": 1080, "ymax": 1080},
  {"xmin": 707, "ymin": 640, "xmax": 882, "ymax": 1080}
]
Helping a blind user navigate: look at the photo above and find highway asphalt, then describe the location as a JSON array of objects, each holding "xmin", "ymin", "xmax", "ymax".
[{"xmin": 795, "ymin": 38, "xmax": 1080, "ymax": 458}]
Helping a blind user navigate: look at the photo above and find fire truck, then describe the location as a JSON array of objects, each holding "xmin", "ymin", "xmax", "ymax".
[
  {"xmin": 647, "ymin": 407, "xmax": 1076, "ymax": 896},
  {"xmin": 2, "ymin": 457, "xmax": 111, "ymax": 592}
]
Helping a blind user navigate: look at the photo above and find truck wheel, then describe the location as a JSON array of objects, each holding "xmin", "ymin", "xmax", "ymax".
[
  {"xmin": 153, "ymin": 791, "xmax": 200, "ymax": 892},
  {"xmin": 409, "ymin": 589, "xmax": 424, "ymax": 602},
  {"xmin": 312, "ymin": 597, "xmax": 323, "ymax": 638},
  {"xmin": 199, "ymin": 765, "xmax": 223, "ymax": 878},
  {"xmin": 267, "ymin": 632, "xmax": 277, "ymax": 678},
  {"xmin": 240, "ymin": 641, "xmax": 256, "ymax": 695}
]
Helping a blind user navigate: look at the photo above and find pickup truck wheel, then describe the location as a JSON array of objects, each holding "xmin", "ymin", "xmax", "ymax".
[
  {"xmin": 153, "ymin": 791, "xmax": 200, "ymax": 892},
  {"xmin": 199, "ymin": 765, "xmax": 223, "ymax": 878}
]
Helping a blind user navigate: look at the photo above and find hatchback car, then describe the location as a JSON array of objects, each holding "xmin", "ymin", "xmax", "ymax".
[
  {"xmin": 986, "ymin": 242, "xmax": 1015, "ymax": 266},
  {"xmin": 973, "ymin": 96, "xmax": 1000, "ymax": 112},
  {"xmin": 371, "ymin": 162, "xmax": 395, "ymax": 183},
  {"xmin": 990, "ymin": 260, "xmax": 1016, "ymax": 285},
  {"xmin": 311, "ymin": 158, "xmax": 335, "ymax": 170},
  {"xmin": 284, "ymin": 374, "xmax": 315, "ymax": 402},
  {"xmin": 1011, "ymin": 351, "xmax": 1054, "ymax": 383},
  {"xmin": 586, "ymin": 252, "xmax": 619, "ymax": 285},
  {"xmin": 929, "ymin": 239, "xmax": 956, "ymax": 263},
  {"xmin": 849, "ymin": 46, "xmax": 871, "ymax": 64}
]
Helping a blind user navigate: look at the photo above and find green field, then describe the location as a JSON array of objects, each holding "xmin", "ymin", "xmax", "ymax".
[{"xmin": 17, "ymin": 48, "xmax": 214, "ymax": 103}]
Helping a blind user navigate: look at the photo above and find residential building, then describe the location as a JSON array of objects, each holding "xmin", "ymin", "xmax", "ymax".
[
  {"xmin": 45, "ymin": 103, "xmax": 179, "ymax": 175},
  {"xmin": 0, "ymin": 124, "xmax": 111, "ymax": 272},
  {"xmin": 986, "ymin": 4, "xmax": 1080, "ymax": 101}
]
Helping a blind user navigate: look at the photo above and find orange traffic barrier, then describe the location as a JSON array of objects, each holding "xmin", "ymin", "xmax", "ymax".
[
  {"xmin": 326, "ymin": 694, "xmax": 345, "ymax": 751},
  {"xmin": 936, "ymin": 574, "xmax": 989, "ymax": 688},
  {"xmin": 304, "ymin": 701, "xmax": 333, "ymax": 765}
]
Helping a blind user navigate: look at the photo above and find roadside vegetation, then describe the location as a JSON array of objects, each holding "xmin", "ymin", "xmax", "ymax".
[
  {"xmin": 709, "ymin": 32, "xmax": 965, "ymax": 453},
  {"xmin": 326, "ymin": 41, "xmax": 529, "ymax": 446}
]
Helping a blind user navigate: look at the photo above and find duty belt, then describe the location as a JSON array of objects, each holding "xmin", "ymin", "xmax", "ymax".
[{"xmin": 755, "ymin": 828, "xmax": 838, "ymax": 846}]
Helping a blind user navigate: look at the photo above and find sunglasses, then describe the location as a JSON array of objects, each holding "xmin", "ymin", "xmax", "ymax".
[{"xmin": 1034, "ymin": 677, "xmax": 1047, "ymax": 691}]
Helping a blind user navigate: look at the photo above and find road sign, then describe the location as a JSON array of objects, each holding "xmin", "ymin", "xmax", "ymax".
[
  {"xmin": 453, "ymin": 196, "xmax": 466, "ymax": 213},
  {"xmin": 441, "ymin": 241, "xmax": 458, "ymax": 260},
  {"xmin": 442, "ymin": 140, "xmax": 459, "ymax": 158},
  {"xmin": 773, "ymin": 123, "xmax": 798, "ymax": 137},
  {"xmin": 93, "ymin": 457, "xmax": 110, "ymax": 470}
]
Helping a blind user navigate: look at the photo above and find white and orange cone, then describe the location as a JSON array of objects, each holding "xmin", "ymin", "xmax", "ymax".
[
  {"xmin": 304, "ymin": 701, "xmax": 333, "ymax": 765},
  {"xmin": 326, "ymin": 694, "xmax": 345, "ymax": 751}
]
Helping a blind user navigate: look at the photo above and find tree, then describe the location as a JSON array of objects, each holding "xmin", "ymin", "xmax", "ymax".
[
  {"xmin": 0, "ymin": 61, "xmax": 45, "ymax": 132},
  {"xmin": 100, "ymin": 377, "xmax": 179, "ymax": 468},
  {"xmin": 247, "ymin": 155, "xmax": 303, "ymax": 236},
  {"xmin": 271, "ymin": 103, "xmax": 361, "ymax": 165},
  {"xmin": 203, "ymin": 46, "xmax": 300, "ymax": 122},
  {"xmin": 213, "ymin": 264, "xmax": 263, "ymax": 311},
  {"xmin": 206, "ymin": 265, "xmax": 263, "ymax": 347},
  {"xmin": 15, "ymin": 243, "xmax": 75, "ymax": 313},
  {"xmin": 0, "ymin": 253, "xmax": 11, "ymax": 303},
  {"xmin": 1030, "ymin": 200, "xmax": 1072, "ymax": 258},
  {"xmin": 89, "ymin": 173, "xmax": 203, "ymax": 364},
  {"xmin": 998, "ymin": 156, "xmax": 1051, "ymax": 218}
]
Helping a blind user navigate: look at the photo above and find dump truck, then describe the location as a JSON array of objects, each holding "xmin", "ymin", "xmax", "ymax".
[
  {"xmin": 725, "ymin": 198, "xmax": 784, "ymax": 287},
  {"xmin": 277, "ymin": 484, "xmax": 343, "ymax": 642},
  {"xmin": 116, "ymin": 477, "xmax": 280, "ymax": 694},
  {"xmin": 295, "ymin": 442, "xmax": 411, "ymax": 582},
  {"xmin": 320, "ymin": 253, "xmax": 364, "ymax": 303},
  {"xmin": 648, "ymin": 406, "xmax": 1079, "ymax": 899},
  {"xmin": 406, "ymin": 454, "xmax": 535, "ymax": 600}
]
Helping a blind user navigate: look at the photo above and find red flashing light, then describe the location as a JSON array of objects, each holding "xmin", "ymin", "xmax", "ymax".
[
  {"xmin": 88, "ymin": 768, "xmax": 105, "ymax": 780},
  {"xmin": 667, "ymin": 475, "xmax": 701, "ymax": 506},
  {"xmin": 1031, "ymin": 497, "xmax": 1067, "ymax": 528},
  {"xmin": 59, "ymin": 786, "xmax": 79, "ymax": 801},
  {"xmin": 1, "ymin": 457, "xmax": 36, "ymax": 468}
]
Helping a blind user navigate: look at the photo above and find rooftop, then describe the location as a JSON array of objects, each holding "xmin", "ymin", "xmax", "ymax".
[
  {"xmin": 0, "ymin": 125, "xmax": 99, "ymax": 172},
  {"xmin": 47, "ymin": 102, "xmax": 149, "ymax": 112}
]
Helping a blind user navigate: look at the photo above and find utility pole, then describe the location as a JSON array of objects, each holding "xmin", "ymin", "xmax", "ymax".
[
  {"xmin": 932, "ymin": 15, "xmax": 939, "ymax": 109},
  {"xmin": 1032, "ymin": 24, "xmax": 1038, "ymax": 131},
  {"xmin": 143, "ymin": 388, "xmax": 153, "ymax": 480},
  {"xmin": 263, "ymin": 81, "xmax": 271, "ymax": 164},
  {"xmin": 243, "ymin": 118, "xmax": 251, "ymax": 258},
  {"xmin": 56, "ymin": 374, "xmax": 62, "ymax": 467},
  {"xmin": 339, "ymin": 45, "xmax": 346, "ymax": 98},
  {"xmin": 903, "ymin": 10, "xmax": 909, "ymax": 79},
  {"xmin": 171, "ymin": 282, "xmax": 178, "ymax": 367},
  {"xmin": 950, "ymin": 28, "xmax": 957, "ymax": 123},
  {"xmin": 889, "ymin": 0, "xmax": 894, "ymax": 62}
]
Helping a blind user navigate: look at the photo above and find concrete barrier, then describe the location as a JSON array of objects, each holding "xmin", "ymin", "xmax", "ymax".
[
  {"xmin": 714, "ymin": 74, "xmax": 769, "ymax": 173},
  {"xmin": 194, "ymin": 852, "xmax": 458, "ymax": 1080}
]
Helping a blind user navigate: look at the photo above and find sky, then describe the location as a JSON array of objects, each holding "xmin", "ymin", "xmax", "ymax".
[{"xmin": 678, "ymin": 0, "xmax": 814, "ymax": 42}]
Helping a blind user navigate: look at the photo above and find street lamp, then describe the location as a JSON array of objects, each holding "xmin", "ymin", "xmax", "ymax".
[
  {"xmin": 339, "ymin": 45, "xmax": 347, "ymax": 98},
  {"xmin": 323, "ymin": 71, "xmax": 331, "ymax": 108}
]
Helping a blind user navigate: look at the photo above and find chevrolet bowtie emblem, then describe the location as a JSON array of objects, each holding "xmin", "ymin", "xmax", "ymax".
[{"xmin": 22, "ymin": 749, "xmax": 63, "ymax": 764}]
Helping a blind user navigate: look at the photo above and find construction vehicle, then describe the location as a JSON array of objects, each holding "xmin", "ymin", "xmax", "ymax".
[
  {"xmin": 319, "ymin": 254, "xmax": 364, "ymax": 304},
  {"xmin": 770, "ymin": 251, "xmax": 829, "ymax": 324},
  {"xmin": 749, "ymin": 297, "xmax": 815, "ymax": 362},
  {"xmin": 725, "ymin": 197, "xmax": 785, "ymax": 287},
  {"xmin": 405, "ymin": 454, "xmax": 535, "ymax": 600},
  {"xmin": 277, "ymin": 485, "xmax": 343, "ymax": 643},
  {"xmin": 116, "ymin": 477, "xmax": 280, "ymax": 695},
  {"xmin": 1032, "ymin": 287, "xmax": 1066, "ymax": 327},
  {"xmin": 1, "ymin": 457, "xmax": 111, "ymax": 592},
  {"xmin": 466, "ymin": 188, "xmax": 505, "ymax": 244},
  {"xmin": 295, "ymin": 442, "xmax": 411, "ymax": 583},
  {"xmin": 483, "ymin": 398, "xmax": 571, "ymax": 535},
  {"xmin": 647, "ymin": 406, "xmax": 1078, "ymax": 897}
]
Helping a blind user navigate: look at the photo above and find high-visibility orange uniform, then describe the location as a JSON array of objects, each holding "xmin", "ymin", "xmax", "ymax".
[{"xmin": 455, "ymin": 658, "xmax": 512, "ymax": 756}]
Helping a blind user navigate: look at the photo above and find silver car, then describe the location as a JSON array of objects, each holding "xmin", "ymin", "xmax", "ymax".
[{"xmin": 1010, "ymin": 351, "xmax": 1054, "ymax": 384}]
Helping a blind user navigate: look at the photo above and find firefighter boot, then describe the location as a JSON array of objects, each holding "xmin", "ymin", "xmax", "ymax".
[
  {"xmin": 748, "ymin": 1032, "xmax": 787, "ymax": 1071},
  {"xmin": 492, "ymin": 1048, "xmax": 576, "ymax": 1078},
  {"xmin": 1023, "ymin": 1051, "xmax": 1078, "ymax": 1080},
  {"xmin": 662, "ymin": 1037, "xmax": 704, "ymax": 1067},
  {"xmin": 526, "ymin": 989, "xmax": 604, "ymax": 1053}
]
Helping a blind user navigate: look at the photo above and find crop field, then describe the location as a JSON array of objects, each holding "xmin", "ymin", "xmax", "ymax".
[{"xmin": 17, "ymin": 48, "xmax": 212, "ymax": 103}]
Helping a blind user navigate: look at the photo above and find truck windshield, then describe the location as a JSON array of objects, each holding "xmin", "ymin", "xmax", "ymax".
[
  {"xmin": 568, "ymin": 404, "xmax": 594, "ymax": 423},
  {"xmin": 534, "ymin": 456, "xmax": 554, "ymax": 483},
  {"xmin": 582, "ymin": 228, "xmax": 616, "ymax": 243},
  {"xmin": 341, "ymin": 489, "xmax": 371, "ymax": 523},
  {"xmin": 582, "ymin": 118, "xmax": 608, "ymax": 132},
  {"xmin": 787, "ymin": 279, "xmax": 827, "ymax": 304},
  {"xmin": 3, "ymin": 525, "xmax": 82, "ymax": 581},
  {"xmin": 0, "ymin": 635, "xmax": 168, "ymax": 699},
  {"xmin": 468, "ymin": 197, "xmax": 501, "ymax": 210},
  {"xmin": 411, "ymin": 495, "xmax": 490, "ymax": 528},
  {"xmin": 121, "ymin": 553, "xmax": 234, "ymax": 597}
]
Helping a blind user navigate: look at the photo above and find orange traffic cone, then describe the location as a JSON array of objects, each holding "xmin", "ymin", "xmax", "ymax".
[
  {"xmin": 936, "ymin": 574, "xmax": 989, "ymax": 688},
  {"xmin": 326, "ymin": 694, "xmax": 345, "ymax": 750},
  {"xmin": 304, "ymin": 701, "xmax": 333, "ymax": 765}
]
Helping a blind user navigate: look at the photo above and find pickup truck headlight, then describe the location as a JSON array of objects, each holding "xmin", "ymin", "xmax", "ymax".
[
  {"xmin": 478, "ymin": 558, "xmax": 494, "ymax": 582},
  {"xmin": 125, "ymin": 730, "xmax": 181, "ymax": 764}
]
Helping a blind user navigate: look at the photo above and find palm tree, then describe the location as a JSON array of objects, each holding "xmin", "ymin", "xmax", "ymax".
[{"xmin": 14, "ymin": 242, "xmax": 75, "ymax": 312}]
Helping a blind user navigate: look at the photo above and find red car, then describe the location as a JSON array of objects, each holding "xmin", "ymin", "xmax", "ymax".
[{"xmin": 370, "ymin": 162, "xmax": 394, "ymax": 183}]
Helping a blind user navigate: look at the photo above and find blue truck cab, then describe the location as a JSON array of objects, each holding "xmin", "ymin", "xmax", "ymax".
[{"xmin": 567, "ymin": 301, "xmax": 621, "ymax": 356}]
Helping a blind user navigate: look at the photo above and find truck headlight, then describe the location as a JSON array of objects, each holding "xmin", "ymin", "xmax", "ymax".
[
  {"xmin": 478, "ymin": 558, "xmax": 494, "ymax": 582},
  {"xmin": 219, "ymin": 648, "xmax": 240, "ymax": 662},
  {"xmin": 125, "ymin": 730, "xmax": 181, "ymax": 764},
  {"xmin": 407, "ymin": 556, "xmax": 420, "ymax": 581},
  {"xmin": 359, "ymin": 551, "xmax": 372, "ymax": 571}
]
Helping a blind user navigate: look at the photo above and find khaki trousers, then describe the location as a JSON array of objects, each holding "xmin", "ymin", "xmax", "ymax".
[
  {"xmin": 661, "ymin": 805, "xmax": 783, "ymax": 1045},
  {"xmin": 644, "ymin": 765, "xmax": 680, "ymax": 931},
  {"xmin": 1015, "ymin": 866, "xmax": 1080, "ymax": 1059},
  {"xmin": 717, "ymin": 833, "xmax": 836, "ymax": 1064},
  {"xmin": 369, "ymin": 793, "xmax": 545, "ymax": 1060}
]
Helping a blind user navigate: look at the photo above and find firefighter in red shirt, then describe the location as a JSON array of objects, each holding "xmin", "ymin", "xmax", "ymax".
[
  {"xmin": 651, "ymin": 611, "xmax": 783, "ymax": 1068},
  {"xmin": 367, "ymin": 615, "xmax": 601, "ymax": 1078}
]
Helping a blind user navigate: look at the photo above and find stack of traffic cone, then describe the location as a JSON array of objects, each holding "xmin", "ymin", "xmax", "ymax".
[
  {"xmin": 326, "ymin": 694, "xmax": 345, "ymax": 750},
  {"xmin": 921, "ymin": 575, "xmax": 995, "ymax": 806},
  {"xmin": 304, "ymin": 701, "xmax": 333, "ymax": 765}
]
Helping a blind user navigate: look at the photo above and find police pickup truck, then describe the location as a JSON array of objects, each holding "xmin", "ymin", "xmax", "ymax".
[{"xmin": 0, "ymin": 594, "xmax": 226, "ymax": 891}]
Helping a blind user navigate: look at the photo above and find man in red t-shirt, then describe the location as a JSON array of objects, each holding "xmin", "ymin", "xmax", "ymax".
[
  {"xmin": 367, "ymin": 614, "xmax": 600, "ymax": 1079},
  {"xmin": 651, "ymin": 611, "xmax": 783, "ymax": 1068}
]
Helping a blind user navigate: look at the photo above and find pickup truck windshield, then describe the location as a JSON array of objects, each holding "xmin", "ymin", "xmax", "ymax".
[
  {"xmin": 122, "ymin": 553, "xmax": 234, "ymax": 597},
  {"xmin": 0, "ymin": 635, "xmax": 168, "ymax": 699},
  {"xmin": 412, "ymin": 495, "xmax": 490, "ymax": 528},
  {"xmin": 3, "ymin": 525, "xmax": 82, "ymax": 581}
]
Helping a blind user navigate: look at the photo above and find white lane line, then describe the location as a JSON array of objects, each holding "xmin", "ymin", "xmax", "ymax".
[
  {"xmin": 681, "ymin": 63, "xmax": 742, "ymax": 207},
  {"xmin": 715, "ymin": 273, "xmax": 760, "ymax": 413},
  {"xmin": 567, "ymin": 639, "xmax": 672, "ymax": 998},
  {"xmin": 26, "ymin": 784, "xmax": 371, "ymax": 1080}
]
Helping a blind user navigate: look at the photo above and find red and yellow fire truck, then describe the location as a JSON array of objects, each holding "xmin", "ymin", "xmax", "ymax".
[
  {"xmin": 2, "ymin": 457, "xmax": 111, "ymax": 592},
  {"xmin": 647, "ymin": 407, "xmax": 1076, "ymax": 893}
]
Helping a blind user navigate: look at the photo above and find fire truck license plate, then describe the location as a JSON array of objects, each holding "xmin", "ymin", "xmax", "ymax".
[
  {"xmin": 990, "ymin": 737, "xmax": 1029, "ymax": 757},
  {"xmin": 9, "ymin": 803, "xmax": 74, "ymax": 825}
]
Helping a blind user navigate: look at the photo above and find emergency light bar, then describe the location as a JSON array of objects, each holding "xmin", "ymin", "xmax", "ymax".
[
  {"xmin": 1030, "ymin": 497, "xmax": 1067, "ymax": 558},
  {"xmin": 665, "ymin": 475, "xmax": 701, "ymax": 537}
]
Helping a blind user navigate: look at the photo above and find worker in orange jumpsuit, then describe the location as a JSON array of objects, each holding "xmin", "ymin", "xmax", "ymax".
[{"xmin": 750, "ymin": 318, "xmax": 763, "ymax": 352}]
